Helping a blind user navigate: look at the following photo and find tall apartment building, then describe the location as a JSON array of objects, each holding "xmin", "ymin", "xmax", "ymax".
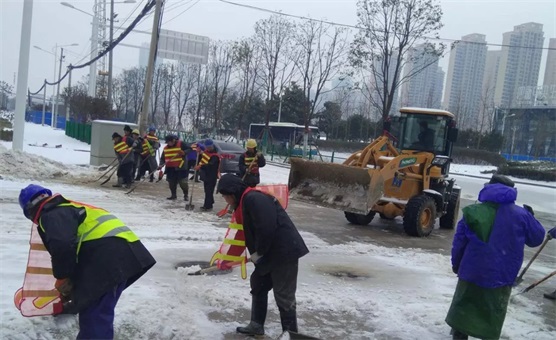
[
  {"xmin": 443, "ymin": 33, "xmax": 487, "ymax": 129},
  {"xmin": 400, "ymin": 44, "xmax": 442, "ymax": 108},
  {"xmin": 544, "ymin": 38, "xmax": 556, "ymax": 86},
  {"xmin": 494, "ymin": 22, "xmax": 544, "ymax": 107},
  {"xmin": 482, "ymin": 50, "xmax": 501, "ymax": 102}
]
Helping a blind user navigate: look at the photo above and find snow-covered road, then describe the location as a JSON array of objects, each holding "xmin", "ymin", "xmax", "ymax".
[{"xmin": 0, "ymin": 123, "xmax": 554, "ymax": 339}]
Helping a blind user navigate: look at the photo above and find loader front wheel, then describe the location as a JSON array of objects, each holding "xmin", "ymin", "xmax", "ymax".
[
  {"xmin": 403, "ymin": 195, "xmax": 437, "ymax": 237},
  {"xmin": 344, "ymin": 211, "xmax": 376, "ymax": 225},
  {"xmin": 439, "ymin": 189, "xmax": 461, "ymax": 230}
]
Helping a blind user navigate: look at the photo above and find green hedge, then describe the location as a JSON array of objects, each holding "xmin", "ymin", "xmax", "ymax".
[{"xmin": 497, "ymin": 161, "xmax": 556, "ymax": 182}]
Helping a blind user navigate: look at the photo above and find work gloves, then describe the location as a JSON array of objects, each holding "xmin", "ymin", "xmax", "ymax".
[{"xmin": 55, "ymin": 278, "xmax": 73, "ymax": 300}]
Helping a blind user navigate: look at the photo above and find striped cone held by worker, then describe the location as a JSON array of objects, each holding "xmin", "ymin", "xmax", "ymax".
[
  {"xmin": 209, "ymin": 184, "xmax": 288, "ymax": 279},
  {"xmin": 14, "ymin": 223, "xmax": 62, "ymax": 316}
]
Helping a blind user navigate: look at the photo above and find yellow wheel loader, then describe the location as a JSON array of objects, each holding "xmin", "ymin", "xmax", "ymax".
[{"xmin": 288, "ymin": 107, "xmax": 461, "ymax": 237}]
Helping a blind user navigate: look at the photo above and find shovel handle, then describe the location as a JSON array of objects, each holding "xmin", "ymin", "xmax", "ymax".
[
  {"xmin": 516, "ymin": 236, "xmax": 550, "ymax": 283},
  {"xmin": 521, "ymin": 270, "xmax": 556, "ymax": 294}
]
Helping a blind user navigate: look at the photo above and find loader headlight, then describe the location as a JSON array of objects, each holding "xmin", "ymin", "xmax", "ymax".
[{"xmin": 432, "ymin": 156, "xmax": 450, "ymax": 166}]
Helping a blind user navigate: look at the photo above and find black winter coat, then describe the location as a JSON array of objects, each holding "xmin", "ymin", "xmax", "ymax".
[
  {"xmin": 200, "ymin": 153, "xmax": 220, "ymax": 183},
  {"xmin": 238, "ymin": 150, "xmax": 266, "ymax": 187},
  {"xmin": 29, "ymin": 195, "xmax": 156, "ymax": 313},
  {"xmin": 241, "ymin": 191, "xmax": 309, "ymax": 275}
]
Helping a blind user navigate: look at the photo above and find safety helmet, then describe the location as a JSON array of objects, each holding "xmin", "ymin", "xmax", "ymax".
[
  {"xmin": 132, "ymin": 129, "xmax": 140, "ymax": 135},
  {"xmin": 204, "ymin": 139, "xmax": 214, "ymax": 147},
  {"xmin": 246, "ymin": 139, "xmax": 257, "ymax": 149},
  {"xmin": 19, "ymin": 184, "xmax": 52, "ymax": 218}
]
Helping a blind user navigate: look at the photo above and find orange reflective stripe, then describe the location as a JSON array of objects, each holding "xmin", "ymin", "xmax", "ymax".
[{"xmin": 114, "ymin": 141, "xmax": 130, "ymax": 154}]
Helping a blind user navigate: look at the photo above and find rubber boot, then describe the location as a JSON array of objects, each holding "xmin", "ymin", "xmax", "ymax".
[
  {"xmin": 178, "ymin": 179, "xmax": 189, "ymax": 201},
  {"xmin": 279, "ymin": 308, "xmax": 298, "ymax": 333},
  {"xmin": 167, "ymin": 180, "xmax": 178, "ymax": 200},
  {"xmin": 236, "ymin": 296, "xmax": 267, "ymax": 336}
]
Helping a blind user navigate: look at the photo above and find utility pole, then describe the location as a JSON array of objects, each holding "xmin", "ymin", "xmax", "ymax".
[
  {"xmin": 41, "ymin": 80, "xmax": 46, "ymax": 126},
  {"xmin": 138, "ymin": 0, "xmax": 162, "ymax": 133},
  {"xmin": 13, "ymin": 0, "xmax": 34, "ymax": 151},
  {"xmin": 66, "ymin": 66, "xmax": 72, "ymax": 121},
  {"xmin": 53, "ymin": 48, "xmax": 64, "ymax": 128},
  {"xmin": 107, "ymin": 0, "xmax": 114, "ymax": 108},
  {"xmin": 88, "ymin": 0, "xmax": 99, "ymax": 97}
]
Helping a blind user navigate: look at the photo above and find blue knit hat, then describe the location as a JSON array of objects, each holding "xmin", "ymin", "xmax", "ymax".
[{"xmin": 204, "ymin": 139, "xmax": 214, "ymax": 147}]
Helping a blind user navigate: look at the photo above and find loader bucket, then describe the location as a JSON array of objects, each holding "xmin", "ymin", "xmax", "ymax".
[{"xmin": 288, "ymin": 158, "xmax": 384, "ymax": 215}]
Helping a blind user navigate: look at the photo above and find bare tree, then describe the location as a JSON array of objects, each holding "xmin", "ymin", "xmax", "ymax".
[
  {"xmin": 121, "ymin": 67, "xmax": 146, "ymax": 123},
  {"xmin": 173, "ymin": 62, "xmax": 198, "ymax": 130},
  {"xmin": 159, "ymin": 64, "xmax": 175, "ymax": 128},
  {"xmin": 253, "ymin": 15, "xmax": 297, "ymax": 126},
  {"xmin": 208, "ymin": 41, "xmax": 233, "ymax": 134},
  {"xmin": 232, "ymin": 38, "xmax": 263, "ymax": 139},
  {"xmin": 150, "ymin": 65, "xmax": 164, "ymax": 127},
  {"xmin": 351, "ymin": 0, "xmax": 444, "ymax": 119},
  {"xmin": 294, "ymin": 20, "xmax": 348, "ymax": 154},
  {"xmin": 0, "ymin": 80, "xmax": 13, "ymax": 110},
  {"xmin": 192, "ymin": 64, "xmax": 210, "ymax": 134}
]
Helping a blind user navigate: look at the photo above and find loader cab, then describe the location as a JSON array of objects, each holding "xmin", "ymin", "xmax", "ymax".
[{"xmin": 396, "ymin": 107, "xmax": 457, "ymax": 157}]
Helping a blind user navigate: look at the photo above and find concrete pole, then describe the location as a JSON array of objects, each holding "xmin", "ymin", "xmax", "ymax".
[
  {"xmin": 66, "ymin": 66, "xmax": 72, "ymax": 121},
  {"xmin": 41, "ymin": 81, "xmax": 46, "ymax": 125},
  {"xmin": 277, "ymin": 92, "xmax": 283, "ymax": 122},
  {"xmin": 138, "ymin": 0, "xmax": 162, "ymax": 134},
  {"xmin": 88, "ymin": 0, "xmax": 98, "ymax": 97},
  {"xmin": 13, "ymin": 0, "xmax": 34, "ymax": 152},
  {"xmin": 53, "ymin": 48, "xmax": 64, "ymax": 128},
  {"xmin": 107, "ymin": 0, "xmax": 114, "ymax": 108}
]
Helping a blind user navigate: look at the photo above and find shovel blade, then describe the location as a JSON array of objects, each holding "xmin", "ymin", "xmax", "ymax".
[{"xmin": 185, "ymin": 204, "xmax": 195, "ymax": 211}]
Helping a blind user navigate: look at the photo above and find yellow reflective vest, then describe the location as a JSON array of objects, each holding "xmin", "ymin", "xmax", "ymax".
[{"xmin": 39, "ymin": 201, "xmax": 139, "ymax": 256}]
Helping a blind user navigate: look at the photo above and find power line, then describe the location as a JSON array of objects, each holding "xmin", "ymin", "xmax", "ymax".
[
  {"xmin": 218, "ymin": 0, "xmax": 556, "ymax": 51},
  {"xmin": 29, "ymin": 0, "xmax": 157, "ymax": 96},
  {"xmin": 163, "ymin": 0, "xmax": 201, "ymax": 26}
]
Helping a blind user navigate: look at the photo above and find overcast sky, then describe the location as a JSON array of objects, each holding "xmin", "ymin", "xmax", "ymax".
[{"xmin": 1, "ymin": 0, "xmax": 555, "ymax": 96}]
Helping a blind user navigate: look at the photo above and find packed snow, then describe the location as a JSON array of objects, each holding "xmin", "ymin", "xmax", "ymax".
[{"xmin": 0, "ymin": 122, "xmax": 555, "ymax": 339}]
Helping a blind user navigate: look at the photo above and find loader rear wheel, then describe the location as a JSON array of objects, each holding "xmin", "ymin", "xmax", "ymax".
[
  {"xmin": 403, "ymin": 195, "xmax": 437, "ymax": 237},
  {"xmin": 439, "ymin": 190, "xmax": 461, "ymax": 230},
  {"xmin": 344, "ymin": 211, "xmax": 376, "ymax": 225}
]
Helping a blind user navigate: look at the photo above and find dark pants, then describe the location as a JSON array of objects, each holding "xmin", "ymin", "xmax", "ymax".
[
  {"xmin": 136, "ymin": 156, "xmax": 155, "ymax": 181},
  {"xmin": 77, "ymin": 281, "xmax": 126, "ymax": 340},
  {"xmin": 249, "ymin": 261, "xmax": 298, "ymax": 331},
  {"xmin": 117, "ymin": 162, "xmax": 133, "ymax": 186},
  {"xmin": 168, "ymin": 177, "xmax": 189, "ymax": 199},
  {"xmin": 203, "ymin": 179, "xmax": 217, "ymax": 209}
]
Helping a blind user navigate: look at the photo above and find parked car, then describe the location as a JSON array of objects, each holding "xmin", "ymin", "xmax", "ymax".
[{"xmin": 197, "ymin": 140, "xmax": 245, "ymax": 175}]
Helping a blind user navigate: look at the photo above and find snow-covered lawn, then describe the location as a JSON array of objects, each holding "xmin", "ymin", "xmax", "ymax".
[{"xmin": 0, "ymin": 123, "xmax": 554, "ymax": 339}]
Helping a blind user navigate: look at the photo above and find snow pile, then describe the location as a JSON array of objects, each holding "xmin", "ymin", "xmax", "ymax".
[
  {"xmin": 0, "ymin": 110, "xmax": 14, "ymax": 124},
  {"xmin": 0, "ymin": 143, "xmax": 72, "ymax": 180}
]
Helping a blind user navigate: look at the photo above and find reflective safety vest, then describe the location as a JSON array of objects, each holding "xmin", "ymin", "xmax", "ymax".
[
  {"xmin": 145, "ymin": 134, "xmax": 159, "ymax": 143},
  {"xmin": 244, "ymin": 153, "xmax": 259, "ymax": 175},
  {"xmin": 141, "ymin": 139, "xmax": 154, "ymax": 157},
  {"xmin": 200, "ymin": 150, "xmax": 219, "ymax": 165},
  {"xmin": 36, "ymin": 198, "xmax": 139, "ymax": 257},
  {"xmin": 164, "ymin": 140, "xmax": 185, "ymax": 168},
  {"xmin": 209, "ymin": 185, "xmax": 289, "ymax": 279},
  {"xmin": 113, "ymin": 140, "xmax": 130, "ymax": 155}
]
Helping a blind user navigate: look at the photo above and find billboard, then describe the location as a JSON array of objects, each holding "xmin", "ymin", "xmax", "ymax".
[{"xmin": 158, "ymin": 29, "xmax": 209, "ymax": 64}]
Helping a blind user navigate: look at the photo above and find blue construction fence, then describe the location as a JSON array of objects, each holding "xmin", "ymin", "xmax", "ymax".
[
  {"xmin": 25, "ymin": 111, "xmax": 66, "ymax": 129},
  {"xmin": 501, "ymin": 153, "xmax": 556, "ymax": 163}
]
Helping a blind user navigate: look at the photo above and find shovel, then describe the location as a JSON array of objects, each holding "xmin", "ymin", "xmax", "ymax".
[
  {"xmin": 516, "ymin": 270, "xmax": 556, "ymax": 295},
  {"xmin": 98, "ymin": 158, "xmax": 117, "ymax": 172},
  {"xmin": 185, "ymin": 168, "xmax": 199, "ymax": 211},
  {"xmin": 514, "ymin": 233, "xmax": 553, "ymax": 286},
  {"xmin": 187, "ymin": 265, "xmax": 220, "ymax": 275}
]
